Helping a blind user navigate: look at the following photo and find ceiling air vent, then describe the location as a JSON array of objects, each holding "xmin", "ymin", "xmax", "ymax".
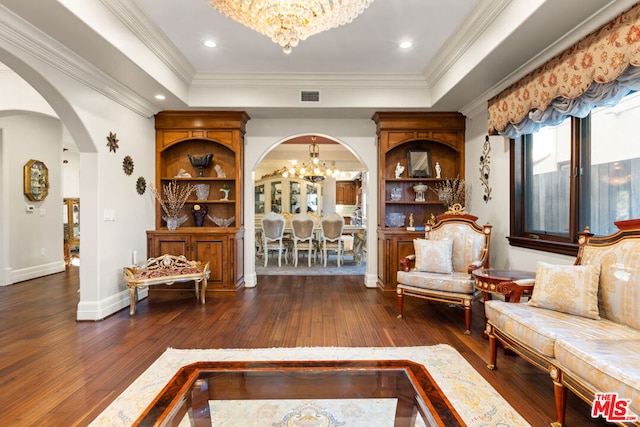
[{"xmin": 300, "ymin": 90, "xmax": 320, "ymax": 103}]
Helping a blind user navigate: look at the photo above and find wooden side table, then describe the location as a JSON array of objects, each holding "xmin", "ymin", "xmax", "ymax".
[{"xmin": 472, "ymin": 268, "xmax": 536, "ymax": 303}]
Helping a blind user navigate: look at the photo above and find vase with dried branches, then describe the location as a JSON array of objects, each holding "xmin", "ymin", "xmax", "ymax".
[
  {"xmin": 431, "ymin": 177, "xmax": 471, "ymax": 215},
  {"xmin": 149, "ymin": 180, "xmax": 196, "ymax": 230}
]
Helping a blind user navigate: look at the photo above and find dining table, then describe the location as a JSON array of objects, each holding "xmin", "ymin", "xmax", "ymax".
[{"xmin": 254, "ymin": 223, "xmax": 366, "ymax": 265}]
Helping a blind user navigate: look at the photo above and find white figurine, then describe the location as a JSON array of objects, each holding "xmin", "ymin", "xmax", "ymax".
[
  {"xmin": 214, "ymin": 164, "xmax": 226, "ymax": 178},
  {"xmin": 175, "ymin": 168, "xmax": 192, "ymax": 178},
  {"xmin": 435, "ymin": 161, "xmax": 442, "ymax": 179},
  {"xmin": 395, "ymin": 162, "xmax": 405, "ymax": 179}
]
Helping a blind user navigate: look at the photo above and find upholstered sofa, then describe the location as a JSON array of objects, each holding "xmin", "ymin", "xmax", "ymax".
[
  {"xmin": 397, "ymin": 214, "xmax": 492, "ymax": 334},
  {"xmin": 485, "ymin": 219, "xmax": 640, "ymax": 426}
]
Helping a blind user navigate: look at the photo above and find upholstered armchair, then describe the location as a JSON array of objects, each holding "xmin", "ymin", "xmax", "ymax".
[{"xmin": 396, "ymin": 214, "xmax": 492, "ymax": 334}]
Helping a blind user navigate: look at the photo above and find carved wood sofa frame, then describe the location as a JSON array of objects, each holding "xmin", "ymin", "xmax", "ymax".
[
  {"xmin": 485, "ymin": 219, "xmax": 640, "ymax": 427},
  {"xmin": 123, "ymin": 254, "xmax": 210, "ymax": 316}
]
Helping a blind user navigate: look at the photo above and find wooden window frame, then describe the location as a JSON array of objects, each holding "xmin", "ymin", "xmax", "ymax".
[{"xmin": 508, "ymin": 116, "xmax": 591, "ymax": 257}]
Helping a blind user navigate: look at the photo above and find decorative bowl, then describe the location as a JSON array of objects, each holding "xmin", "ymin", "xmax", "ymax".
[
  {"xmin": 385, "ymin": 213, "xmax": 406, "ymax": 228},
  {"xmin": 413, "ymin": 183, "xmax": 428, "ymax": 193}
]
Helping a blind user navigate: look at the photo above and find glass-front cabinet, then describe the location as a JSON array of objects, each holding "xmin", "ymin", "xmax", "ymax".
[
  {"xmin": 270, "ymin": 181, "xmax": 282, "ymax": 213},
  {"xmin": 306, "ymin": 184, "xmax": 319, "ymax": 214},
  {"xmin": 255, "ymin": 177, "xmax": 322, "ymax": 216},
  {"xmin": 290, "ymin": 181, "xmax": 301, "ymax": 214},
  {"xmin": 255, "ymin": 184, "xmax": 265, "ymax": 214}
]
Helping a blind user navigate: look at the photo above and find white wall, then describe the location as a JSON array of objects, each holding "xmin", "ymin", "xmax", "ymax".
[
  {"xmin": 464, "ymin": 112, "xmax": 574, "ymax": 271},
  {"xmin": 243, "ymin": 118, "xmax": 379, "ymax": 288},
  {"xmin": 62, "ymin": 148, "xmax": 80, "ymax": 198},
  {"xmin": 0, "ymin": 114, "xmax": 65, "ymax": 283},
  {"xmin": 0, "ymin": 60, "xmax": 155, "ymax": 320}
]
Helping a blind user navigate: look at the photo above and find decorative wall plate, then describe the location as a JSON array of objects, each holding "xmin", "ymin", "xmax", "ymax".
[
  {"xmin": 136, "ymin": 176, "xmax": 146, "ymax": 195},
  {"xmin": 123, "ymin": 155, "xmax": 134, "ymax": 175},
  {"xmin": 107, "ymin": 132, "xmax": 119, "ymax": 153}
]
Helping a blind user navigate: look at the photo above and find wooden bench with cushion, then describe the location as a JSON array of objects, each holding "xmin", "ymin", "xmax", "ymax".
[{"xmin": 123, "ymin": 254, "xmax": 210, "ymax": 315}]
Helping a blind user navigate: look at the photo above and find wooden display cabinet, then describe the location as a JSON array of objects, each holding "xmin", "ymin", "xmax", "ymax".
[
  {"xmin": 147, "ymin": 111, "xmax": 249, "ymax": 293},
  {"xmin": 372, "ymin": 112, "xmax": 465, "ymax": 292}
]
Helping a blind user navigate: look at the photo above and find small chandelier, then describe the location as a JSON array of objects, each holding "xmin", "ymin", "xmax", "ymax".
[
  {"xmin": 206, "ymin": 0, "xmax": 375, "ymax": 54},
  {"xmin": 281, "ymin": 137, "xmax": 341, "ymax": 183}
]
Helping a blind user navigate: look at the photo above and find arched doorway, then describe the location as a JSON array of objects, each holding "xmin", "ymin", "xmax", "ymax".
[{"xmin": 243, "ymin": 130, "xmax": 378, "ymax": 288}]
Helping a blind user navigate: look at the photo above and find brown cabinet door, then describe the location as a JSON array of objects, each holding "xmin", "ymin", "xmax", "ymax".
[
  {"xmin": 346, "ymin": 185, "xmax": 356, "ymax": 204},
  {"xmin": 192, "ymin": 235, "xmax": 227, "ymax": 286},
  {"xmin": 150, "ymin": 234, "xmax": 190, "ymax": 258},
  {"xmin": 336, "ymin": 183, "xmax": 345, "ymax": 204},
  {"xmin": 336, "ymin": 182, "xmax": 356, "ymax": 205}
]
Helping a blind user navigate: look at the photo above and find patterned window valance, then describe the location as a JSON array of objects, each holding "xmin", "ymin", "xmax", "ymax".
[{"xmin": 488, "ymin": 2, "xmax": 640, "ymax": 137}]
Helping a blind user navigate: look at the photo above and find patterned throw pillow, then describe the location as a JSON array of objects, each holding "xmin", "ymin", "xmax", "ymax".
[
  {"xmin": 413, "ymin": 239, "xmax": 454, "ymax": 274},
  {"xmin": 528, "ymin": 262, "xmax": 601, "ymax": 319}
]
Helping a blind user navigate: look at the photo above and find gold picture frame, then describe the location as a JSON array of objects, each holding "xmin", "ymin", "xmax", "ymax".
[{"xmin": 24, "ymin": 159, "xmax": 49, "ymax": 201}]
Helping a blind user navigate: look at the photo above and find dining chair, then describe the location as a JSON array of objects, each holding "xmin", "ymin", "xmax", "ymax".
[
  {"xmin": 320, "ymin": 212, "xmax": 345, "ymax": 267},
  {"xmin": 260, "ymin": 212, "xmax": 288, "ymax": 267},
  {"xmin": 291, "ymin": 213, "xmax": 317, "ymax": 267},
  {"xmin": 341, "ymin": 228, "xmax": 367, "ymax": 265}
]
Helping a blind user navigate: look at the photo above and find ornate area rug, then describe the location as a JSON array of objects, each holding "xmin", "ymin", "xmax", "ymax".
[{"xmin": 90, "ymin": 345, "xmax": 530, "ymax": 427}]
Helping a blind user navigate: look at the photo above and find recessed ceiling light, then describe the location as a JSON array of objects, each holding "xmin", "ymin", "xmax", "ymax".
[
  {"xmin": 398, "ymin": 41, "xmax": 413, "ymax": 49},
  {"xmin": 154, "ymin": 94, "xmax": 166, "ymax": 100},
  {"xmin": 203, "ymin": 40, "xmax": 217, "ymax": 48}
]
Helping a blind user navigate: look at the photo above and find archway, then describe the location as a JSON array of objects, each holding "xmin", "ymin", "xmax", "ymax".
[
  {"xmin": 0, "ymin": 29, "xmax": 155, "ymax": 320},
  {"xmin": 0, "ymin": 55, "xmax": 96, "ymax": 289},
  {"xmin": 243, "ymin": 130, "xmax": 378, "ymax": 288}
]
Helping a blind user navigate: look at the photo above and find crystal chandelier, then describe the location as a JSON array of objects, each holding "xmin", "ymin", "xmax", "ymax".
[
  {"xmin": 207, "ymin": 0, "xmax": 374, "ymax": 54},
  {"xmin": 281, "ymin": 137, "xmax": 341, "ymax": 183}
]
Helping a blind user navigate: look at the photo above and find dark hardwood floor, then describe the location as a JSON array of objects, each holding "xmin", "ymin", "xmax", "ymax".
[{"xmin": 0, "ymin": 267, "xmax": 608, "ymax": 426}]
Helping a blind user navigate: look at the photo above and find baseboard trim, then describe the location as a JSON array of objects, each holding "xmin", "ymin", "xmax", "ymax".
[
  {"xmin": 6, "ymin": 261, "xmax": 66, "ymax": 285},
  {"xmin": 76, "ymin": 288, "xmax": 147, "ymax": 321}
]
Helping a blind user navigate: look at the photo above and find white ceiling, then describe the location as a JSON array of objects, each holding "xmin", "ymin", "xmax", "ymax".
[
  {"xmin": 134, "ymin": 0, "xmax": 478, "ymax": 75},
  {"xmin": 1, "ymin": 0, "xmax": 634, "ymax": 175}
]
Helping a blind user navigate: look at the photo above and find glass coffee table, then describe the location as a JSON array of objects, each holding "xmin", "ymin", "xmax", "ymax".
[{"xmin": 133, "ymin": 360, "xmax": 465, "ymax": 427}]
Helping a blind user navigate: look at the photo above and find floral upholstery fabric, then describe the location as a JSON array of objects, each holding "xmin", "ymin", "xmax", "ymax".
[
  {"xmin": 528, "ymin": 262, "xmax": 601, "ymax": 320},
  {"xmin": 397, "ymin": 271, "xmax": 475, "ymax": 294},
  {"xmin": 136, "ymin": 267, "xmax": 203, "ymax": 279},
  {"xmin": 428, "ymin": 223, "xmax": 485, "ymax": 273},
  {"xmin": 581, "ymin": 241, "xmax": 640, "ymax": 330},
  {"xmin": 555, "ymin": 336, "xmax": 640, "ymax": 415},
  {"xmin": 413, "ymin": 238, "xmax": 453, "ymax": 274},
  {"xmin": 488, "ymin": 3, "xmax": 640, "ymax": 134}
]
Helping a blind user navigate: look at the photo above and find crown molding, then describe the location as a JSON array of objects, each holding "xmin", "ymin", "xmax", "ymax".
[
  {"xmin": 423, "ymin": 0, "xmax": 511, "ymax": 88},
  {"xmin": 192, "ymin": 72, "xmax": 430, "ymax": 89},
  {"xmin": 0, "ymin": 4, "xmax": 157, "ymax": 117},
  {"xmin": 100, "ymin": 0, "xmax": 195, "ymax": 86}
]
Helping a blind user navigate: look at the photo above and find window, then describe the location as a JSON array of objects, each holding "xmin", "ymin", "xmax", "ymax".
[{"xmin": 510, "ymin": 92, "xmax": 640, "ymax": 256}]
